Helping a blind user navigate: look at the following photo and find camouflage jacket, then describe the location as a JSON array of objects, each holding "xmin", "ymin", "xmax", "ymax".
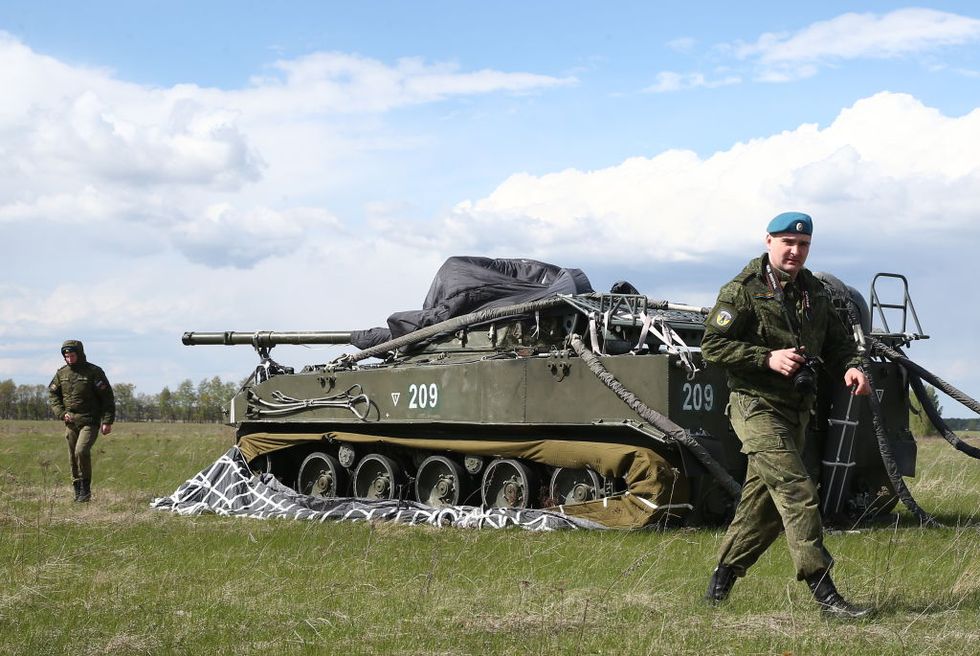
[
  {"xmin": 700, "ymin": 254, "xmax": 862, "ymax": 414},
  {"xmin": 48, "ymin": 362, "xmax": 116, "ymax": 427}
]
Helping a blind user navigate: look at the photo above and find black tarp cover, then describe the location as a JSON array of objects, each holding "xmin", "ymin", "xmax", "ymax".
[{"xmin": 350, "ymin": 256, "xmax": 593, "ymax": 349}]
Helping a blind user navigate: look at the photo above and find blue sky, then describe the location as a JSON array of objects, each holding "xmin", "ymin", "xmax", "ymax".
[{"xmin": 1, "ymin": 2, "xmax": 979, "ymax": 415}]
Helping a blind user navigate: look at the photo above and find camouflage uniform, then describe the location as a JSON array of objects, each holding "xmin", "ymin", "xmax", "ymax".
[
  {"xmin": 701, "ymin": 255, "xmax": 862, "ymax": 581},
  {"xmin": 48, "ymin": 340, "xmax": 115, "ymax": 498}
]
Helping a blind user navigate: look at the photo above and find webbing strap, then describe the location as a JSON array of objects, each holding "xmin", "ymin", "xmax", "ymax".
[
  {"xmin": 601, "ymin": 309, "xmax": 612, "ymax": 355},
  {"xmin": 646, "ymin": 316, "xmax": 699, "ymax": 376},
  {"xmin": 633, "ymin": 312, "xmax": 653, "ymax": 353},
  {"xmin": 588, "ymin": 312, "xmax": 601, "ymax": 353}
]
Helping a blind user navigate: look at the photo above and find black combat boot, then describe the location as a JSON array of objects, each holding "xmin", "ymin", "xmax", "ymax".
[
  {"xmin": 805, "ymin": 571, "xmax": 872, "ymax": 619},
  {"xmin": 704, "ymin": 564, "xmax": 737, "ymax": 603},
  {"xmin": 77, "ymin": 478, "xmax": 91, "ymax": 503},
  {"xmin": 72, "ymin": 479, "xmax": 82, "ymax": 502}
]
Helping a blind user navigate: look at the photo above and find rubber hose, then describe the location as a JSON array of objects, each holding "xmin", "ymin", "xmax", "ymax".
[
  {"xmin": 347, "ymin": 297, "xmax": 568, "ymax": 363},
  {"xmin": 568, "ymin": 334, "xmax": 742, "ymax": 499},
  {"xmin": 862, "ymin": 363, "xmax": 940, "ymax": 526},
  {"xmin": 907, "ymin": 370, "xmax": 980, "ymax": 460},
  {"xmin": 869, "ymin": 337, "xmax": 980, "ymax": 416},
  {"xmin": 872, "ymin": 338, "xmax": 980, "ymax": 459}
]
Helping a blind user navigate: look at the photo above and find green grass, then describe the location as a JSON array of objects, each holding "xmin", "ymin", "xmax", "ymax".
[{"xmin": 2, "ymin": 421, "xmax": 979, "ymax": 655}]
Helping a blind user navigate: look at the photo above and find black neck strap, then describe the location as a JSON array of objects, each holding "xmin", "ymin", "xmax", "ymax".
[
  {"xmin": 764, "ymin": 262, "xmax": 785, "ymax": 302},
  {"xmin": 764, "ymin": 261, "xmax": 812, "ymax": 347}
]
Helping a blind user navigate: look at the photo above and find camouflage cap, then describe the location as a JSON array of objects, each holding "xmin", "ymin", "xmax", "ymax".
[{"xmin": 767, "ymin": 211, "xmax": 812, "ymax": 236}]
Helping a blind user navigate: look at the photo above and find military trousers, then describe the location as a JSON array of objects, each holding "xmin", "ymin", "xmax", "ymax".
[
  {"xmin": 65, "ymin": 423, "xmax": 99, "ymax": 481},
  {"xmin": 717, "ymin": 391, "xmax": 833, "ymax": 581}
]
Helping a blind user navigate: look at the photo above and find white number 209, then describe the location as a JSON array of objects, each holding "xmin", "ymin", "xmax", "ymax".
[
  {"xmin": 408, "ymin": 383, "xmax": 439, "ymax": 409},
  {"xmin": 682, "ymin": 383, "xmax": 714, "ymax": 412}
]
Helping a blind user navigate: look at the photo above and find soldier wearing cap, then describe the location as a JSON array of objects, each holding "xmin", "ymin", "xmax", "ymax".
[
  {"xmin": 48, "ymin": 340, "xmax": 115, "ymax": 502},
  {"xmin": 700, "ymin": 212, "xmax": 873, "ymax": 619}
]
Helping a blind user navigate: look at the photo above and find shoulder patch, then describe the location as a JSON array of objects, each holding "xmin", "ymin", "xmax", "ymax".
[{"xmin": 709, "ymin": 302, "xmax": 739, "ymax": 333}]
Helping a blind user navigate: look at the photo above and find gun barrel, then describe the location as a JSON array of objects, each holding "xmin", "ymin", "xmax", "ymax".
[
  {"xmin": 643, "ymin": 298, "xmax": 711, "ymax": 315},
  {"xmin": 182, "ymin": 331, "xmax": 354, "ymax": 347}
]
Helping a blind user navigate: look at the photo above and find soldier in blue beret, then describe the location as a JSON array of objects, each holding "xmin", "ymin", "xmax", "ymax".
[{"xmin": 700, "ymin": 212, "xmax": 873, "ymax": 619}]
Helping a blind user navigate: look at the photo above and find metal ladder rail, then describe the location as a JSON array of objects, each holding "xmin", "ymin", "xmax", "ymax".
[{"xmin": 868, "ymin": 273, "xmax": 927, "ymax": 340}]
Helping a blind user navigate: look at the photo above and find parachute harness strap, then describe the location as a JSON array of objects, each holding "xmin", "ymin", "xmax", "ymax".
[
  {"xmin": 647, "ymin": 316, "xmax": 699, "ymax": 378},
  {"xmin": 632, "ymin": 312, "xmax": 653, "ymax": 354},
  {"xmin": 601, "ymin": 309, "xmax": 612, "ymax": 356},
  {"xmin": 588, "ymin": 312, "xmax": 602, "ymax": 354}
]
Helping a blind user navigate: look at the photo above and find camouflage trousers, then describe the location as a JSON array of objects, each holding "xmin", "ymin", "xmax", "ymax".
[
  {"xmin": 717, "ymin": 391, "xmax": 833, "ymax": 581},
  {"xmin": 65, "ymin": 424, "xmax": 99, "ymax": 481}
]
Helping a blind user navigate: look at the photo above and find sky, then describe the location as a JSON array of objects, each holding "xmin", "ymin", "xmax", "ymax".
[{"xmin": 1, "ymin": 2, "xmax": 979, "ymax": 416}]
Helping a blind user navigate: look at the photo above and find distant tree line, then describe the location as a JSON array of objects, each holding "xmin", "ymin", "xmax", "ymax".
[
  {"xmin": 0, "ymin": 377, "xmax": 240, "ymax": 423},
  {"xmin": 945, "ymin": 417, "xmax": 980, "ymax": 431}
]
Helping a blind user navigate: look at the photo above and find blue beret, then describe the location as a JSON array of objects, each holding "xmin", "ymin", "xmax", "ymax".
[{"xmin": 767, "ymin": 211, "xmax": 812, "ymax": 235}]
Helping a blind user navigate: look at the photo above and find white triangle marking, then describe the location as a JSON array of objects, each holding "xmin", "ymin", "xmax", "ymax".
[
  {"xmin": 391, "ymin": 392, "xmax": 401, "ymax": 406},
  {"xmin": 876, "ymin": 388, "xmax": 885, "ymax": 402}
]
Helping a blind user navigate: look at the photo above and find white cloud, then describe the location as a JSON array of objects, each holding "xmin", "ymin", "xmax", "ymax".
[
  {"xmin": 735, "ymin": 8, "xmax": 980, "ymax": 81},
  {"xmin": 237, "ymin": 52, "xmax": 575, "ymax": 117},
  {"xmin": 0, "ymin": 276, "xmax": 190, "ymax": 337},
  {"xmin": 172, "ymin": 204, "xmax": 342, "ymax": 268},
  {"xmin": 426, "ymin": 92, "xmax": 980, "ymax": 262},
  {"xmin": 654, "ymin": 9, "xmax": 980, "ymax": 87},
  {"xmin": 643, "ymin": 71, "xmax": 741, "ymax": 93},
  {"xmin": 0, "ymin": 186, "xmax": 122, "ymax": 224},
  {"xmin": 0, "ymin": 229, "xmax": 437, "ymax": 333},
  {"xmin": 0, "ymin": 33, "xmax": 573, "ymax": 266},
  {"xmin": 0, "ymin": 35, "xmax": 263, "ymax": 196},
  {"xmin": 741, "ymin": 8, "xmax": 980, "ymax": 62}
]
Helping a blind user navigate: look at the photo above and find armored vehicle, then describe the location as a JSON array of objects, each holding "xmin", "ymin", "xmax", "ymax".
[{"xmin": 183, "ymin": 257, "xmax": 924, "ymax": 529}]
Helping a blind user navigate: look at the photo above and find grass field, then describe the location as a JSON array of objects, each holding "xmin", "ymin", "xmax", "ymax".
[{"xmin": 2, "ymin": 420, "xmax": 979, "ymax": 655}]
